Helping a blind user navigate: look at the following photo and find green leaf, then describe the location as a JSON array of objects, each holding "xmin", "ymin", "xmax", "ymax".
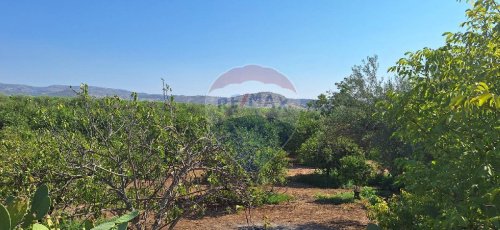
[
  {"xmin": 472, "ymin": 93, "xmax": 492, "ymax": 106},
  {"xmin": 117, "ymin": 222, "xmax": 128, "ymax": 230},
  {"xmin": 31, "ymin": 197, "xmax": 51, "ymax": 220},
  {"xmin": 476, "ymin": 82, "xmax": 489, "ymax": 91},
  {"xmin": 32, "ymin": 223, "xmax": 49, "ymax": 230},
  {"xmin": 21, "ymin": 214, "xmax": 34, "ymax": 228},
  {"xmin": 114, "ymin": 210, "xmax": 139, "ymax": 224},
  {"xmin": 90, "ymin": 222, "xmax": 115, "ymax": 230},
  {"xmin": 484, "ymin": 204, "xmax": 497, "ymax": 218},
  {"xmin": 450, "ymin": 95, "xmax": 466, "ymax": 107},
  {"xmin": 0, "ymin": 204, "xmax": 11, "ymax": 230},
  {"xmin": 32, "ymin": 185, "xmax": 49, "ymax": 206},
  {"xmin": 30, "ymin": 185, "xmax": 51, "ymax": 220},
  {"xmin": 83, "ymin": 220, "xmax": 95, "ymax": 230},
  {"xmin": 6, "ymin": 197, "xmax": 28, "ymax": 227}
]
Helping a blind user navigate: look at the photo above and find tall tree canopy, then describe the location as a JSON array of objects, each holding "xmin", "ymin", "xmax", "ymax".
[{"xmin": 376, "ymin": 0, "xmax": 499, "ymax": 228}]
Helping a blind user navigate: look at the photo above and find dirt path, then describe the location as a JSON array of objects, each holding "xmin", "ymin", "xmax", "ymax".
[{"xmin": 175, "ymin": 167, "xmax": 370, "ymax": 229}]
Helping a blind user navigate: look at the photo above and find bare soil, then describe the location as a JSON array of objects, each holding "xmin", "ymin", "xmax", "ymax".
[{"xmin": 175, "ymin": 166, "xmax": 370, "ymax": 230}]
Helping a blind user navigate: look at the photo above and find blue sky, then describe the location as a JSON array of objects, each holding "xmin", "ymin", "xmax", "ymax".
[{"xmin": 0, "ymin": 1, "xmax": 469, "ymax": 98}]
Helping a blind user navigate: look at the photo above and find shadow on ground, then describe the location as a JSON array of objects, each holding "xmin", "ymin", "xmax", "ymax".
[
  {"xmin": 286, "ymin": 173, "xmax": 341, "ymax": 189},
  {"xmin": 293, "ymin": 219, "xmax": 366, "ymax": 229},
  {"xmin": 237, "ymin": 219, "xmax": 366, "ymax": 230}
]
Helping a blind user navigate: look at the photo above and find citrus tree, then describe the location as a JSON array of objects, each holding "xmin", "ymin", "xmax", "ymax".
[{"xmin": 0, "ymin": 85, "xmax": 250, "ymax": 230}]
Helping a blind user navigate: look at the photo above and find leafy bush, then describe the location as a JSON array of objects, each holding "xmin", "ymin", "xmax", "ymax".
[
  {"xmin": 283, "ymin": 111, "xmax": 320, "ymax": 155},
  {"xmin": 204, "ymin": 188, "xmax": 292, "ymax": 210},
  {"xmin": 313, "ymin": 188, "xmax": 383, "ymax": 210},
  {"xmin": 218, "ymin": 114, "xmax": 289, "ymax": 187},
  {"xmin": 298, "ymin": 134, "xmax": 364, "ymax": 176},
  {"xmin": 298, "ymin": 134, "xmax": 372, "ymax": 187},
  {"xmin": 219, "ymin": 115, "xmax": 279, "ymax": 147},
  {"xmin": 360, "ymin": 187, "xmax": 383, "ymax": 206},
  {"xmin": 367, "ymin": 172, "xmax": 399, "ymax": 192},
  {"xmin": 0, "ymin": 86, "xmax": 254, "ymax": 229},
  {"xmin": 255, "ymin": 147, "xmax": 288, "ymax": 185},
  {"xmin": 375, "ymin": 0, "xmax": 500, "ymax": 228},
  {"xmin": 250, "ymin": 189, "xmax": 293, "ymax": 206},
  {"xmin": 261, "ymin": 193, "xmax": 293, "ymax": 205},
  {"xmin": 338, "ymin": 155, "xmax": 372, "ymax": 185}
]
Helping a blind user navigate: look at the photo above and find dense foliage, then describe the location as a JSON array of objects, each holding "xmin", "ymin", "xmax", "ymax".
[
  {"xmin": 373, "ymin": 0, "xmax": 499, "ymax": 228},
  {"xmin": 300, "ymin": 55, "xmax": 406, "ymax": 191},
  {"xmin": 0, "ymin": 85, "xmax": 294, "ymax": 229},
  {"xmin": 298, "ymin": 2, "xmax": 498, "ymax": 228},
  {"xmin": 1, "ymin": 1, "xmax": 498, "ymax": 229}
]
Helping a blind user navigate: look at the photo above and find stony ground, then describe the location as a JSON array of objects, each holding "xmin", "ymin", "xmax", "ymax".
[{"xmin": 175, "ymin": 167, "xmax": 370, "ymax": 230}]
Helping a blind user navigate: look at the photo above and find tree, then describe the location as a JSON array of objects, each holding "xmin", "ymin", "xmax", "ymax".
[
  {"xmin": 308, "ymin": 56, "xmax": 410, "ymax": 172},
  {"xmin": 339, "ymin": 155, "xmax": 372, "ymax": 198},
  {"xmin": 0, "ymin": 85, "xmax": 292, "ymax": 229},
  {"xmin": 283, "ymin": 110, "xmax": 320, "ymax": 156},
  {"xmin": 376, "ymin": 0, "xmax": 500, "ymax": 228},
  {"xmin": 15, "ymin": 85, "xmax": 248, "ymax": 230},
  {"xmin": 298, "ymin": 133, "xmax": 364, "ymax": 176}
]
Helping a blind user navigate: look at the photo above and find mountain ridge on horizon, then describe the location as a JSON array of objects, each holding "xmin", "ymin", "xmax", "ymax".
[{"xmin": 0, "ymin": 82, "xmax": 313, "ymax": 108}]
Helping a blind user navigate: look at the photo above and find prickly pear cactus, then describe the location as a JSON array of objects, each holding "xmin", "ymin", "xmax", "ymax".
[
  {"xmin": 5, "ymin": 197, "xmax": 28, "ymax": 228},
  {"xmin": 32, "ymin": 223, "xmax": 49, "ymax": 230},
  {"xmin": 30, "ymin": 184, "xmax": 51, "ymax": 220},
  {"xmin": 20, "ymin": 185, "xmax": 51, "ymax": 228},
  {"xmin": 90, "ymin": 210, "xmax": 139, "ymax": 230},
  {"xmin": 0, "ymin": 204, "xmax": 11, "ymax": 230},
  {"xmin": 1, "ymin": 185, "xmax": 137, "ymax": 230},
  {"xmin": 1, "ymin": 185, "xmax": 52, "ymax": 230}
]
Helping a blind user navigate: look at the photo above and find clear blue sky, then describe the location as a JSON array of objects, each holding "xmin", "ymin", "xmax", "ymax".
[{"xmin": 0, "ymin": 1, "xmax": 469, "ymax": 98}]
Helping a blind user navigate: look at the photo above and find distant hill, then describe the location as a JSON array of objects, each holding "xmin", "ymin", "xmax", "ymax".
[{"xmin": 0, "ymin": 83, "xmax": 312, "ymax": 108}]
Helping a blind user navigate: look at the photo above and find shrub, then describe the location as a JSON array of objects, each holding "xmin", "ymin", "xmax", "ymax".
[
  {"xmin": 298, "ymin": 134, "xmax": 364, "ymax": 176},
  {"xmin": 283, "ymin": 111, "xmax": 320, "ymax": 155},
  {"xmin": 360, "ymin": 186, "xmax": 384, "ymax": 206},
  {"xmin": 222, "ymin": 128, "xmax": 288, "ymax": 186},
  {"xmin": 367, "ymin": 172, "xmax": 400, "ymax": 193},
  {"xmin": 219, "ymin": 114, "xmax": 289, "ymax": 187},
  {"xmin": 261, "ymin": 193, "xmax": 293, "ymax": 205},
  {"xmin": 338, "ymin": 155, "xmax": 372, "ymax": 185},
  {"xmin": 0, "ymin": 86, "xmax": 252, "ymax": 229},
  {"xmin": 253, "ymin": 189, "xmax": 293, "ymax": 206},
  {"xmin": 255, "ymin": 147, "xmax": 288, "ymax": 185}
]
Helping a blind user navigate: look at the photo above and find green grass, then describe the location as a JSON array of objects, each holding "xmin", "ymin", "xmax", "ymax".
[
  {"xmin": 262, "ymin": 192, "xmax": 293, "ymax": 205},
  {"xmin": 314, "ymin": 192, "xmax": 354, "ymax": 205}
]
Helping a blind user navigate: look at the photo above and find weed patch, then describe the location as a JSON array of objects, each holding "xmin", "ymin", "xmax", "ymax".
[{"xmin": 314, "ymin": 192, "xmax": 354, "ymax": 205}]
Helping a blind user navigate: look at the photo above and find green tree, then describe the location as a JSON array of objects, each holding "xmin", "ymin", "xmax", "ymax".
[
  {"xmin": 338, "ymin": 155, "xmax": 372, "ymax": 187},
  {"xmin": 284, "ymin": 110, "xmax": 320, "ymax": 156},
  {"xmin": 309, "ymin": 56, "xmax": 410, "ymax": 172},
  {"xmin": 376, "ymin": 0, "xmax": 500, "ymax": 228},
  {"xmin": 298, "ymin": 133, "xmax": 364, "ymax": 177},
  {"xmin": 0, "ymin": 85, "xmax": 251, "ymax": 230}
]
